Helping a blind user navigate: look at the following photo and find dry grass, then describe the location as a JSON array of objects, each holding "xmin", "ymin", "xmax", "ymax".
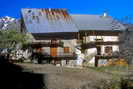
[{"xmin": 16, "ymin": 63, "xmax": 113, "ymax": 89}]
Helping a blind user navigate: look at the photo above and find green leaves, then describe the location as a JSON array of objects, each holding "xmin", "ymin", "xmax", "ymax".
[{"xmin": 0, "ymin": 30, "xmax": 29, "ymax": 49}]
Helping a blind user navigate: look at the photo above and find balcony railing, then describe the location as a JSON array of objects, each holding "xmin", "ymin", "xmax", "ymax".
[
  {"xmin": 43, "ymin": 52, "xmax": 76, "ymax": 60},
  {"xmin": 81, "ymin": 41, "xmax": 120, "ymax": 49},
  {"xmin": 30, "ymin": 41, "xmax": 64, "ymax": 48}
]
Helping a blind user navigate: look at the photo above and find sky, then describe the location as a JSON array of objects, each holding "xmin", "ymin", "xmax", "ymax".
[{"xmin": 0, "ymin": 0, "xmax": 132, "ymax": 20}]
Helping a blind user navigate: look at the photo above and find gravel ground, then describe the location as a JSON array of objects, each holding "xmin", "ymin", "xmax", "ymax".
[{"xmin": 17, "ymin": 63, "xmax": 112, "ymax": 89}]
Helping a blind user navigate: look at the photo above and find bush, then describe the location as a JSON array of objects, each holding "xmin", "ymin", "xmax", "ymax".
[
  {"xmin": 95, "ymin": 78, "xmax": 133, "ymax": 89},
  {"xmin": 97, "ymin": 79, "xmax": 121, "ymax": 89},
  {"xmin": 121, "ymin": 78, "xmax": 133, "ymax": 89}
]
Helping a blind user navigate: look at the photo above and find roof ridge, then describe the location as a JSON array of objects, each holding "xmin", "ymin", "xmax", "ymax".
[
  {"xmin": 21, "ymin": 8, "xmax": 67, "ymax": 10},
  {"xmin": 70, "ymin": 14, "xmax": 101, "ymax": 16}
]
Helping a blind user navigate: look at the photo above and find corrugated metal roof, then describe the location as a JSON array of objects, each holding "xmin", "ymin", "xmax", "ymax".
[
  {"xmin": 71, "ymin": 14, "xmax": 126, "ymax": 31},
  {"xmin": 21, "ymin": 8, "xmax": 78, "ymax": 33}
]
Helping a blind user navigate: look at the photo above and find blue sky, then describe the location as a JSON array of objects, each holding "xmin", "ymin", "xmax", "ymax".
[{"xmin": 0, "ymin": 0, "xmax": 132, "ymax": 20}]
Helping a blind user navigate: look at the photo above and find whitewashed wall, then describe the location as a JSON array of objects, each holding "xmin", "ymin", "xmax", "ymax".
[
  {"xmin": 86, "ymin": 36, "xmax": 119, "ymax": 55},
  {"xmin": 62, "ymin": 39, "xmax": 77, "ymax": 52},
  {"xmin": 84, "ymin": 36, "xmax": 119, "ymax": 66},
  {"xmin": 87, "ymin": 36, "xmax": 119, "ymax": 42},
  {"xmin": 42, "ymin": 47, "xmax": 50, "ymax": 55},
  {"xmin": 112, "ymin": 45, "xmax": 119, "ymax": 52},
  {"xmin": 62, "ymin": 39, "xmax": 77, "ymax": 66}
]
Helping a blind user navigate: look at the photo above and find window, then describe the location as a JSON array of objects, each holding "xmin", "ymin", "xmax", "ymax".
[
  {"xmin": 95, "ymin": 36, "xmax": 103, "ymax": 42},
  {"xmin": 105, "ymin": 46, "xmax": 112, "ymax": 55},
  {"xmin": 64, "ymin": 47, "xmax": 70, "ymax": 53}
]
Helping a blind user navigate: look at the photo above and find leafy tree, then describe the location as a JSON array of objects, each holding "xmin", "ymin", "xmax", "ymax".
[{"xmin": 0, "ymin": 30, "xmax": 29, "ymax": 50}]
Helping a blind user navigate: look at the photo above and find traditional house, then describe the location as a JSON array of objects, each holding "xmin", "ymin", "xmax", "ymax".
[
  {"xmin": 71, "ymin": 13, "xmax": 126, "ymax": 67},
  {"xmin": 21, "ymin": 8, "xmax": 78, "ymax": 66},
  {"xmin": 21, "ymin": 8, "xmax": 126, "ymax": 67},
  {"xmin": 119, "ymin": 24, "xmax": 133, "ymax": 65}
]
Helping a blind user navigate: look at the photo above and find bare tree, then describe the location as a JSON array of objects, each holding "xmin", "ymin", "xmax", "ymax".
[{"xmin": 119, "ymin": 28, "xmax": 133, "ymax": 65}]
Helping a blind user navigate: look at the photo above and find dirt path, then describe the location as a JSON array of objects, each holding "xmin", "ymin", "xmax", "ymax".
[{"xmin": 17, "ymin": 63, "xmax": 112, "ymax": 89}]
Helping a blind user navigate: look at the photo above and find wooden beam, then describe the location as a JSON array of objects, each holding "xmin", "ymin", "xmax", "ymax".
[
  {"xmin": 81, "ymin": 41, "xmax": 120, "ymax": 49},
  {"xmin": 77, "ymin": 32, "xmax": 80, "ymax": 40},
  {"xmin": 30, "ymin": 41, "xmax": 64, "ymax": 48},
  {"xmin": 95, "ymin": 57, "xmax": 98, "ymax": 67},
  {"xmin": 95, "ymin": 41, "xmax": 120, "ymax": 45},
  {"xmin": 85, "ymin": 32, "xmax": 87, "ymax": 43},
  {"xmin": 32, "ymin": 32, "xmax": 78, "ymax": 40},
  {"xmin": 79, "ymin": 30, "xmax": 121, "ymax": 36},
  {"xmin": 95, "ymin": 55, "xmax": 119, "ymax": 59}
]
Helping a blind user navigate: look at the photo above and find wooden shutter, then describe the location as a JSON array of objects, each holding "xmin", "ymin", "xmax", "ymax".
[
  {"xmin": 50, "ymin": 47, "xmax": 57, "ymax": 57},
  {"xmin": 64, "ymin": 47, "xmax": 70, "ymax": 53}
]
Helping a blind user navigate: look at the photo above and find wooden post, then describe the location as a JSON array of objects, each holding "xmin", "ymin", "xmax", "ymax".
[
  {"xmin": 95, "ymin": 56, "xmax": 98, "ymax": 67},
  {"xmin": 77, "ymin": 32, "xmax": 80, "ymax": 44},
  {"xmin": 78, "ymin": 32, "xmax": 80, "ymax": 40},
  {"xmin": 85, "ymin": 32, "xmax": 87, "ymax": 43}
]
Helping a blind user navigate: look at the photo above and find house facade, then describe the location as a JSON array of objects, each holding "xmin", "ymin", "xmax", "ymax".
[
  {"xmin": 21, "ymin": 8, "xmax": 126, "ymax": 67},
  {"xmin": 71, "ymin": 14, "xmax": 125, "ymax": 66},
  {"xmin": 21, "ymin": 8, "xmax": 78, "ymax": 66}
]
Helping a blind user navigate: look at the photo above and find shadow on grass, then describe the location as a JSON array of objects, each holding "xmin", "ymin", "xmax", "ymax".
[{"xmin": 0, "ymin": 55, "xmax": 46, "ymax": 89}]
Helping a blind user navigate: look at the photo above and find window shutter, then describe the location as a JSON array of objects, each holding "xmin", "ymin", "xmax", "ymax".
[{"xmin": 64, "ymin": 47, "xmax": 69, "ymax": 53}]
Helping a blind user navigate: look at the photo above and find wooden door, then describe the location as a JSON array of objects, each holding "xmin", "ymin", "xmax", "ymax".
[
  {"xmin": 97, "ymin": 46, "xmax": 101, "ymax": 55},
  {"xmin": 50, "ymin": 47, "xmax": 57, "ymax": 57}
]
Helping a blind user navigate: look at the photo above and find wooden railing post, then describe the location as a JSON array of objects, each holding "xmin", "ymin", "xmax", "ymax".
[{"xmin": 95, "ymin": 56, "xmax": 98, "ymax": 67}]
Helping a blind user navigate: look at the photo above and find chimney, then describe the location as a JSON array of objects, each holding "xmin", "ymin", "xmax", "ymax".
[
  {"xmin": 103, "ymin": 12, "xmax": 108, "ymax": 17},
  {"xmin": 102, "ymin": 10, "xmax": 109, "ymax": 18}
]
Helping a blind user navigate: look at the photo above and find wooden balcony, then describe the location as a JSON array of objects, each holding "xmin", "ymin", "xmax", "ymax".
[
  {"xmin": 30, "ymin": 41, "xmax": 64, "ymax": 48},
  {"xmin": 81, "ymin": 41, "xmax": 120, "ymax": 49},
  {"xmin": 43, "ymin": 52, "xmax": 77, "ymax": 60}
]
